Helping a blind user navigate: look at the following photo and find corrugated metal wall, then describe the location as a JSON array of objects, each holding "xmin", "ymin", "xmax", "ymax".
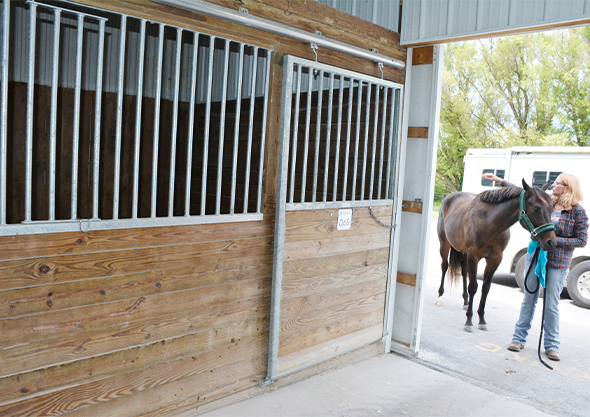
[
  {"xmin": 317, "ymin": 0, "xmax": 401, "ymax": 33},
  {"xmin": 401, "ymin": 0, "xmax": 590, "ymax": 45}
]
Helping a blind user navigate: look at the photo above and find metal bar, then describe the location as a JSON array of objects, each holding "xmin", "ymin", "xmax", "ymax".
[
  {"xmin": 288, "ymin": 63, "xmax": 302, "ymax": 204},
  {"xmin": 168, "ymin": 27, "xmax": 183, "ymax": 217},
  {"xmin": 243, "ymin": 46, "xmax": 258, "ymax": 213},
  {"xmin": 377, "ymin": 87, "xmax": 388, "ymax": 199},
  {"xmin": 322, "ymin": 73, "xmax": 334, "ymax": 202},
  {"xmin": 151, "ymin": 23, "xmax": 165, "ymax": 218},
  {"xmin": 342, "ymin": 78, "xmax": 354, "ymax": 202},
  {"xmin": 0, "ymin": 0, "xmax": 7, "ymax": 225},
  {"xmin": 266, "ymin": 54, "xmax": 294, "ymax": 385},
  {"xmin": 201, "ymin": 35, "xmax": 215, "ymax": 215},
  {"xmin": 215, "ymin": 39, "xmax": 230, "ymax": 215},
  {"xmin": 184, "ymin": 32, "xmax": 199, "ymax": 216},
  {"xmin": 113, "ymin": 15, "xmax": 127, "ymax": 220},
  {"xmin": 230, "ymin": 43, "xmax": 244, "ymax": 214},
  {"xmin": 385, "ymin": 89, "xmax": 399, "ymax": 198},
  {"xmin": 256, "ymin": 51, "xmax": 271, "ymax": 213},
  {"xmin": 332, "ymin": 75, "xmax": 344, "ymax": 202},
  {"xmin": 25, "ymin": 2, "xmax": 36, "ymax": 223},
  {"xmin": 351, "ymin": 80, "xmax": 362, "ymax": 202},
  {"xmin": 92, "ymin": 19, "xmax": 106, "ymax": 220},
  {"xmin": 155, "ymin": 0, "xmax": 405, "ymax": 69},
  {"xmin": 286, "ymin": 198, "xmax": 393, "ymax": 212},
  {"xmin": 311, "ymin": 70, "xmax": 323, "ymax": 203},
  {"xmin": 132, "ymin": 19, "xmax": 146, "ymax": 219},
  {"xmin": 48, "ymin": 9, "xmax": 61, "ymax": 221},
  {"xmin": 301, "ymin": 68, "xmax": 313, "ymax": 203},
  {"xmin": 369, "ymin": 84, "xmax": 380, "ymax": 200},
  {"xmin": 71, "ymin": 13, "xmax": 84, "ymax": 220},
  {"xmin": 360, "ymin": 82, "xmax": 372, "ymax": 201}
]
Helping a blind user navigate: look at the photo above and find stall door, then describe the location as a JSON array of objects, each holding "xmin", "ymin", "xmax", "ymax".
[{"xmin": 266, "ymin": 55, "xmax": 403, "ymax": 382}]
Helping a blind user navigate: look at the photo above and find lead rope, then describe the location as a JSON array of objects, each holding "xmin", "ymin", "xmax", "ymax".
[{"xmin": 524, "ymin": 247, "xmax": 553, "ymax": 371}]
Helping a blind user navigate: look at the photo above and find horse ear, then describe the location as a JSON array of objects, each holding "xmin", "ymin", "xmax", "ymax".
[
  {"xmin": 522, "ymin": 179, "xmax": 532, "ymax": 191},
  {"xmin": 541, "ymin": 180, "xmax": 551, "ymax": 191}
]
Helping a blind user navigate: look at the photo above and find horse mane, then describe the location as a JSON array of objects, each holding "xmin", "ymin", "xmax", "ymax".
[{"xmin": 479, "ymin": 186, "xmax": 523, "ymax": 204}]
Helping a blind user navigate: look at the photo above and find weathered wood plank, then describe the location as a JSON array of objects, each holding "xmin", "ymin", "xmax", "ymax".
[
  {"xmin": 279, "ymin": 293, "xmax": 385, "ymax": 339},
  {"xmin": 1, "ymin": 276, "xmax": 270, "ymax": 350},
  {"xmin": 0, "ymin": 317, "xmax": 268, "ymax": 403},
  {"xmin": 407, "ymin": 126, "xmax": 429, "ymax": 138},
  {"xmin": 0, "ymin": 340, "xmax": 266, "ymax": 416},
  {"xmin": 282, "ymin": 247, "xmax": 389, "ymax": 281},
  {"xmin": 285, "ymin": 206, "xmax": 393, "ymax": 223},
  {"xmin": 0, "ymin": 236, "xmax": 273, "ymax": 290},
  {"xmin": 1, "ymin": 296, "xmax": 270, "ymax": 376},
  {"xmin": 284, "ymin": 216, "xmax": 394, "ymax": 243},
  {"xmin": 0, "ymin": 218, "xmax": 273, "ymax": 262},
  {"xmin": 277, "ymin": 324, "xmax": 382, "ymax": 374},
  {"xmin": 279, "ymin": 308, "xmax": 383, "ymax": 358},
  {"xmin": 412, "ymin": 46, "xmax": 434, "ymax": 65},
  {"xmin": 281, "ymin": 278, "xmax": 386, "ymax": 320},
  {"xmin": 283, "ymin": 233, "xmax": 390, "ymax": 262},
  {"xmin": 397, "ymin": 272, "xmax": 417, "ymax": 287},
  {"xmin": 1, "ymin": 255, "xmax": 272, "ymax": 318}
]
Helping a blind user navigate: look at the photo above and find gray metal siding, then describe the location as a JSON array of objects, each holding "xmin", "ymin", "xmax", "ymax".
[
  {"xmin": 317, "ymin": 0, "xmax": 401, "ymax": 33},
  {"xmin": 401, "ymin": 0, "xmax": 590, "ymax": 45}
]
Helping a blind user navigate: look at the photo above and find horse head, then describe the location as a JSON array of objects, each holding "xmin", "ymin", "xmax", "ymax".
[{"xmin": 521, "ymin": 179, "xmax": 558, "ymax": 251}]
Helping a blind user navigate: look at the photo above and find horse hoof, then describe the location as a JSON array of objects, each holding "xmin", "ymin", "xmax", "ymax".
[
  {"xmin": 478, "ymin": 324, "xmax": 488, "ymax": 331},
  {"xmin": 463, "ymin": 304, "xmax": 468, "ymax": 311},
  {"xmin": 435, "ymin": 297, "xmax": 443, "ymax": 306},
  {"xmin": 464, "ymin": 325, "xmax": 473, "ymax": 333}
]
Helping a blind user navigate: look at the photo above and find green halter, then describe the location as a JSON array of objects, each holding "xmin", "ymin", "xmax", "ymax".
[{"xmin": 519, "ymin": 189, "xmax": 556, "ymax": 240}]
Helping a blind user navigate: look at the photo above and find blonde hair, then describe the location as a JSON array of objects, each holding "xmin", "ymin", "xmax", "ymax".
[{"xmin": 552, "ymin": 173, "xmax": 584, "ymax": 211}]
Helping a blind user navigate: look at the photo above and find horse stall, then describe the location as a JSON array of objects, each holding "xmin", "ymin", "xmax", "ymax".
[{"xmin": 0, "ymin": 1, "xmax": 424, "ymax": 415}]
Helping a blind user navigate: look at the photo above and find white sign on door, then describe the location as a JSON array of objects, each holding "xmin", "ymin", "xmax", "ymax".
[{"xmin": 337, "ymin": 209, "xmax": 353, "ymax": 231}]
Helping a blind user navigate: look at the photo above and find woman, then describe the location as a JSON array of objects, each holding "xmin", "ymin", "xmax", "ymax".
[{"xmin": 482, "ymin": 172, "xmax": 588, "ymax": 361}]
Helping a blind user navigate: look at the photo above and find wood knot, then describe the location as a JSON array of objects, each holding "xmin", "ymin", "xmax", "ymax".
[
  {"xmin": 46, "ymin": 300, "xmax": 53, "ymax": 308},
  {"xmin": 76, "ymin": 238, "xmax": 85, "ymax": 245},
  {"xmin": 99, "ymin": 290, "xmax": 106, "ymax": 296},
  {"xmin": 39, "ymin": 265, "xmax": 50, "ymax": 274},
  {"xmin": 155, "ymin": 282, "xmax": 162, "ymax": 288}
]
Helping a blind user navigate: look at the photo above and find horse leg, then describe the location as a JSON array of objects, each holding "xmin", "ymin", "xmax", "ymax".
[
  {"xmin": 477, "ymin": 257, "xmax": 501, "ymax": 330},
  {"xmin": 464, "ymin": 253, "xmax": 479, "ymax": 332},
  {"xmin": 436, "ymin": 240, "xmax": 451, "ymax": 306},
  {"xmin": 461, "ymin": 254, "xmax": 469, "ymax": 310}
]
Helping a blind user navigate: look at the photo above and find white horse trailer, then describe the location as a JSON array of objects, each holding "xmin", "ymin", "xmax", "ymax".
[{"xmin": 462, "ymin": 147, "xmax": 590, "ymax": 308}]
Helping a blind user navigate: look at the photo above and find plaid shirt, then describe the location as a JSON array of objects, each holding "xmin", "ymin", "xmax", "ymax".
[{"xmin": 501, "ymin": 180, "xmax": 589, "ymax": 269}]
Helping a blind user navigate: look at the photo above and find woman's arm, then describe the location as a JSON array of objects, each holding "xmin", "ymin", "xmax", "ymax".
[
  {"xmin": 481, "ymin": 173, "xmax": 512, "ymax": 187},
  {"xmin": 557, "ymin": 206, "xmax": 589, "ymax": 249}
]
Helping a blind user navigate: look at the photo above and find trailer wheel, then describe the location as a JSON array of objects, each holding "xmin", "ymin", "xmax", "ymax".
[
  {"xmin": 567, "ymin": 261, "xmax": 590, "ymax": 309},
  {"xmin": 514, "ymin": 255, "xmax": 544, "ymax": 297}
]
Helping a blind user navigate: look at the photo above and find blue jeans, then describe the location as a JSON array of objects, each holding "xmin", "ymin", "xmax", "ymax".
[{"xmin": 512, "ymin": 252, "xmax": 569, "ymax": 352}]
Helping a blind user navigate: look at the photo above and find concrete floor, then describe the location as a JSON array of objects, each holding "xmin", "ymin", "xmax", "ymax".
[{"xmin": 199, "ymin": 352, "xmax": 553, "ymax": 417}]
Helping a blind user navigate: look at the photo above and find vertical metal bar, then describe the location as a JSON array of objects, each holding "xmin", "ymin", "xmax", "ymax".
[
  {"xmin": 342, "ymin": 78, "xmax": 353, "ymax": 201},
  {"xmin": 301, "ymin": 68, "xmax": 313, "ymax": 203},
  {"xmin": 351, "ymin": 80, "xmax": 362, "ymax": 201},
  {"xmin": 215, "ymin": 39, "xmax": 230, "ymax": 215},
  {"xmin": 311, "ymin": 70, "xmax": 323, "ymax": 202},
  {"xmin": 201, "ymin": 36, "xmax": 215, "ymax": 215},
  {"xmin": 25, "ymin": 2, "xmax": 36, "ymax": 223},
  {"xmin": 322, "ymin": 73, "xmax": 334, "ymax": 202},
  {"xmin": 48, "ymin": 9, "xmax": 61, "ymax": 221},
  {"xmin": 184, "ymin": 32, "xmax": 199, "ymax": 216},
  {"xmin": 151, "ymin": 23, "xmax": 165, "ymax": 218},
  {"xmin": 230, "ymin": 43, "xmax": 244, "ymax": 214},
  {"xmin": 332, "ymin": 75, "xmax": 344, "ymax": 202},
  {"xmin": 243, "ymin": 46, "xmax": 258, "ymax": 213},
  {"xmin": 369, "ymin": 84, "xmax": 380, "ymax": 200},
  {"xmin": 385, "ymin": 89, "xmax": 399, "ymax": 198},
  {"xmin": 266, "ymin": 54, "xmax": 294, "ymax": 385},
  {"xmin": 360, "ymin": 82, "xmax": 371, "ymax": 201},
  {"xmin": 377, "ymin": 87, "xmax": 388, "ymax": 199},
  {"xmin": 0, "ymin": 0, "xmax": 8, "ymax": 224},
  {"xmin": 92, "ymin": 19, "xmax": 106, "ymax": 220},
  {"xmin": 113, "ymin": 16, "xmax": 127, "ymax": 220},
  {"xmin": 70, "ymin": 13, "xmax": 84, "ymax": 220},
  {"xmin": 132, "ymin": 19, "xmax": 146, "ymax": 219},
  {"xmin": 168, "ymin": 27, "xmax": 183, "ymax": 217},
  {"xmin": 288, "ymin": 63, "xmax": 302, "ymax": 204},
  {"xmin": 256, "ymin": 51, "xmax": 271, "ymax": 213}
]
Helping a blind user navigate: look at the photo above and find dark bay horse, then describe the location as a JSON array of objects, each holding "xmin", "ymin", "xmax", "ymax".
[{"xmin": 437, "ymin": 179, "xmax": 557, "ymax": 331}]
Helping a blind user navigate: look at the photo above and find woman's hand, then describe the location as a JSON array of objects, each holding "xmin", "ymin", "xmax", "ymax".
[{"xmin": 482, "ymin": 173, "xmax": 502, "ymax": 183}]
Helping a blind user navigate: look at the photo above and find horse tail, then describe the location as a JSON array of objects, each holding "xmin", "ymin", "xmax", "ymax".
[{"xmin": 448, "ymin": 247, "xmax": 463, "ymax": 286}]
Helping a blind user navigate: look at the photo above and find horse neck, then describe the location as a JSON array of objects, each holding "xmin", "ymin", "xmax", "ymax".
[{"xmin": 487, "ymin": 196, "xmax": 521, "ymax": 232}]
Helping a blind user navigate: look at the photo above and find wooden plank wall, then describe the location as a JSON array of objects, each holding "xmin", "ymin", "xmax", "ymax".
[
  {"xmin": 278, "ymin": 206, "xmax": 392, "ymax": 374},
  {"xmin": 0, "ymin": 219, "xmax": 274, "ymax": 416}
]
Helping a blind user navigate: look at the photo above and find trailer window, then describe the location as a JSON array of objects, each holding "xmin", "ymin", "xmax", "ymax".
[
  {"xmin": 481, "ymin": 169, "xmax": 505, "ymax": 187},
  {"xmin": 533, "ymin": 171, "xmax": 561, "ymax": 190}
]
